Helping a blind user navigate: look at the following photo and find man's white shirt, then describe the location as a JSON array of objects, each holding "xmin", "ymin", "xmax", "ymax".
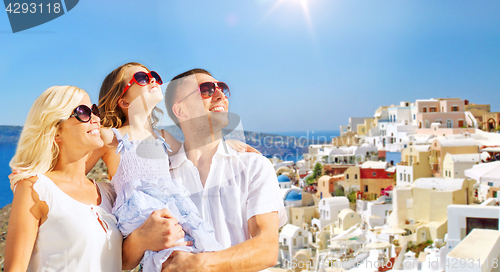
[{"xmin": 169, "ymin": 140, "xmax": 287, "ymax": 249}]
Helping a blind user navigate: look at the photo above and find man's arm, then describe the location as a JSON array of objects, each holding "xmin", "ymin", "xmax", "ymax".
[{"xmin": 162, "ymin": 211, "xmax": 279, "ymax": 272}]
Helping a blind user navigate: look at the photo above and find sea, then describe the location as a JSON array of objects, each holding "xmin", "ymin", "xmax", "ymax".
[
  {"xmin": 0, "ymin": 130, "xmax": 340, "ymax": 208},
  {"xmin": 0, "ymin": 144, "xmax": 16, "ymax": 208},
  {"xmin": 267, "ymin": 130, "xmax": 340, "ymax": 162}
]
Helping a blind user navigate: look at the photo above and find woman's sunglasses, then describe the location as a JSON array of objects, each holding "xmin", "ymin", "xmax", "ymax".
[
  {"xmin": 120, "ymin": 71, "xmax": 163, "ymax": 99},
  {"xmin": 177, "ymin": 81, "xmax": 230, "ymax": 103},
  {"xmin": 69, "ymin": 104, "xmax": 100, "ymax": 123}
]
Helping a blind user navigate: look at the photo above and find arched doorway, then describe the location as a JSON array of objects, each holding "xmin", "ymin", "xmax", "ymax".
[{"xmin": 487, "ymin": 118, "xmax": 497, "ymax": 132}]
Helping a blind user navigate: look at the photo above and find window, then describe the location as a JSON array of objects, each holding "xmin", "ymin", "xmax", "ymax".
[
  {"xmin": 489, "ymin": 182, "xmax": 494, "ymax": 186},
  {"xmin": 404, "ymin": 174, "xmax": 406, "ymax": 181},
  {"xmin": 298, "ymin": 231, "xmax": 302, "ymax": 236},
  {"xmin": 424, "ymin": 120, "xmax": 430, "ymax": 128},
  {"xmin": 293, "ymin": 239, "xmax": 297, "ymax": 246},
  {"xmin": 296, "ymin": 215, "xmax": 298, "ymax": 220},
  {"xmin": 413, "ymin": 114, "xmax": 416, "ymax": 120},
  {"xmin": 364, "ymin": 185, "xmax": 369, "ymax": 192},
  {"xmin": 423, "ymin": 107, "xmax": 427, "ymax": 113},
  {"xmin": 430, "ymin": 107, "xmax": 436, "ymax": 112},
  {"xmin": 387, "ymin": 173, "xmax": 391, "ymax": 177},
  {"xmin": 323, "ymin": 181, "xmax": 325, "ymax": 187},
  {"xmin": 355, "ymin": 174, "xmax": 358, "ymax": 179},
  {"xmin": 452, "ymin": 106, "xmax": 459, "ymax": 112},
  {"xmin": 284, "ymin": 238, "xmax": 287, "ymax": 244},
  {"xmin": 346, "ymin": 174, "xmax": 349, "ymax": 179},
  {"xmin": 372, "ymin": 172, "xmax": 376, "ymax": 177},
  {"xmin": 400, "ymin": 173, "xmax": 403, "ymax": 180}
]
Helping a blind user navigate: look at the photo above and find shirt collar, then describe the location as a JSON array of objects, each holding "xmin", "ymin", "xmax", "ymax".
[{"xmin": 169, "ymin": 139, "xmax": 238, "ymax": 169}]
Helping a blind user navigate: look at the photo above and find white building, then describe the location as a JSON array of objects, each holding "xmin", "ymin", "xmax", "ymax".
[
  {"xmin": 279, "ymin": 224, "xmax": 310, "ymax": 265},
  {"xmin": 358, "ymin": 199, "xmax": 393, "ymax": 228},
  {"xmin": 387, "ymin": 101, "xmax": 417, "ymax": 125},
  {"xmin": 442, "ymin": 153, "xmax": 480, "ymax": 179},
  {"xmin": 447, "ymin": 201, "xmax": 500, "ymax": 251},
  {"xmin": 340, "ymin": 117, "xmax": 372, "ymax": 135},
  {"xmin": 327, "ymin": 144, "xmax": 378, "ymax": 165},
  {"xmin": 311, "ymin": 197, "xmax": 349, "ymax": 231}
]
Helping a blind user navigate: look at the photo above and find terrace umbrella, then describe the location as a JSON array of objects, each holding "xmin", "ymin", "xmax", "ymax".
[
  {"xmin": 365, "ymin": 241, "xmax": 391, "ymax": 250},
  {"xmin": 381, "ymin": 228, "xmax": 406, "ymax": 235},
  {"xmin": 465, "ymin": 161, "xmax": 500, "ymax": 183}
]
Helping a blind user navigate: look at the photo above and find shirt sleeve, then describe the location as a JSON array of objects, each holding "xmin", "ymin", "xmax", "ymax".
[{"xmin": 245, "ymin": 155, "xmax": 287, "ymax": 227}]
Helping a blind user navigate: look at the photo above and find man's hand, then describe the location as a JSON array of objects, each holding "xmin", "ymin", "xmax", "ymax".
[
  {"xmin": 162, "ymin": 251, "xmax": 204, "ymax": 272},
  {"xmin": 226, "ymin": 139, "xmax": 261, "ymax": 155},
  {"xmin": 136, "ymin": 208, "xmax": 191, "ymax": 251},
  {"xmin": 122, "ymin": 208, "xmax": 192, "ymax": 269}
]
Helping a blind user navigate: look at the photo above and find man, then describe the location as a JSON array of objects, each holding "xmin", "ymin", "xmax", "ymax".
[{"xmin": 162, "ymin": 69, "xmax": 287, "ymax": 271}]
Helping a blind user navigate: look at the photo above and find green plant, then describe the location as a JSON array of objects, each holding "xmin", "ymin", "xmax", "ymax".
[
  {"xmin": 335, "ymin": 188, "xmax": 345, "ymax": 196},
  {"xmin": 305, "ymin": 175, "xmax": 315, "ymax": 185},
  {"xmin": 347, "ymin": 190, "xmax": 357, "ymax": 203},
  {"xmin": 313, "ymin": 163, "xmax": 323, "ymax": 179}
]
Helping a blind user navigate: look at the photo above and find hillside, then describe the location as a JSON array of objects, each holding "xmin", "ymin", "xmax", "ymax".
[{"xmin": 3, "ymin": 125, "xmax": 330, "ymax": 159}]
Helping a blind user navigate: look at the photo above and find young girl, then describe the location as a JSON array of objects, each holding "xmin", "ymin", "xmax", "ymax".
[{"xmin": 87, "ymin": 62, "xmax": 249, "ymax": 271}]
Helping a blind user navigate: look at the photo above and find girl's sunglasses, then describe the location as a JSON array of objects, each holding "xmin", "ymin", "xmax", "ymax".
[
  {"xmin": 177, "ymin": 81, "xmax": 230, "ymax": 103},
  {"xmin": 69, "ymin": 104, "xmax": 100, "ymax": 123},
  {"xmin": 120, "ymin": 71, "xmax": 163, "ymax": 99}
]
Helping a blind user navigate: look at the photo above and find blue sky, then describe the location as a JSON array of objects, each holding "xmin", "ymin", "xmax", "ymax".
[{"xmin": 1, "ymin": 0, "xmax": 499, "ymax": 133}]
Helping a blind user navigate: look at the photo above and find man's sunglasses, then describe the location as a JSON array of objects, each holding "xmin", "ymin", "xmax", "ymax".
[
  {"xmin": 120, "ymin": 71, "xmax": 163, "ymax": 99},
  {"xmin": 177, "ymin": 81, "xmax": 230, "ymax": 104},
  {"xmin": 69, "ymin": 104, "xmax": 100, "ymax": 123}
]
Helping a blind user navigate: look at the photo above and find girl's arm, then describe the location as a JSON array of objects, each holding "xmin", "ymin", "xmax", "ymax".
[
  {"xmin": 4, "ymin": 177, "xmax": 48, "ymax": 272},
  {"xmin": 160, "ymin": 129, "xmax": 182, "ymax": 156},
  {"xmin": 86, "ymin": 127, "xmax": 120, "ymax": 178}
]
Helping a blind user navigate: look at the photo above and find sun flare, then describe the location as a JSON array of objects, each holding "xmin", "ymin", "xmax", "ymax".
[{"xmin": 263, "ymin": 0, "xmax": 314, "ymax": 33}]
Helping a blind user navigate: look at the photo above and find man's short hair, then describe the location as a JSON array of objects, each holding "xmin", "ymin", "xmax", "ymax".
[{"xmin": 165, "ymin": 68, "xmax": 212, "ymax": 127}]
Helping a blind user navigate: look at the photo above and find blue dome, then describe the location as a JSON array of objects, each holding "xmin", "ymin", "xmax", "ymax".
[
  {"xmin": 278, "ymin": 175, "xmax": 291, "ymax": 182},
  {"xmin": 285, "ymin": 190, "xmax": 302, "ymax": 201}
]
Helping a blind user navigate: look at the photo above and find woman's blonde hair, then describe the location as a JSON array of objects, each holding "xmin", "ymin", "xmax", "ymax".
[
  {"xmin": 9, "ymin": 86, "xmax": 86, "ymax": 190},
  {"xmin": 98, "ymin": 62, "xmax": 162, "ymax": 128}
]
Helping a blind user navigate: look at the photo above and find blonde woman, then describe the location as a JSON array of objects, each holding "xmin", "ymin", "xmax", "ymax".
[{"xmin": 5, "ymin": 86, "xmax": 122, "ymax": 271}]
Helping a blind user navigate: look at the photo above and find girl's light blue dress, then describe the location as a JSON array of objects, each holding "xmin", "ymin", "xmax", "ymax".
[{"xmin": 110, "ymin": 128, "xmax": 223, "ymax": 272}]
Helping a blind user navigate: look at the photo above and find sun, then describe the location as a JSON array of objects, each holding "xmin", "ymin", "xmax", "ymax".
[{"xmin": 264, "ymin": 0, "xmax": 314, "ymax": 34}]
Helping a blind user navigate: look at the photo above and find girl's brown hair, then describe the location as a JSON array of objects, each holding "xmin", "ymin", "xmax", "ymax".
[{"xmin": 98, "ymin": 62, "xmax": 162, "ymax": 128}]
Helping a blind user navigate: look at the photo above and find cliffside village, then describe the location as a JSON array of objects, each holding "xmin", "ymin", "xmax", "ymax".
[{"xmin": 271, "ymin": 98, "xmax": 500, "ymax": 272}]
